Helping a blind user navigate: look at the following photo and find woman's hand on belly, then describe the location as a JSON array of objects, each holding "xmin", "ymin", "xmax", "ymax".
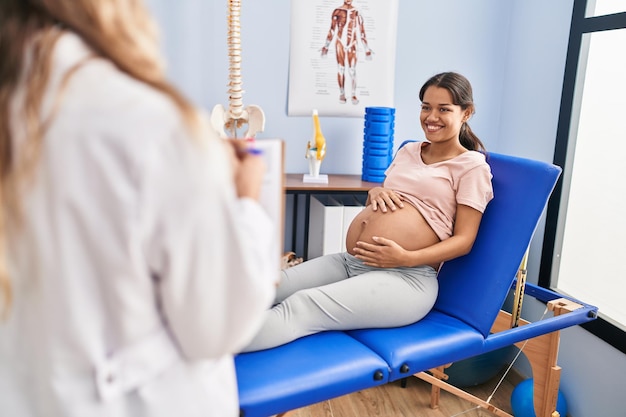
[
  {"xmin": 345, "ymin": 204, "xmax": 440, "ymax": 268},
  {"xmin": 352, "ymin": 236, "xmax": 410, "ymax": 268},
  {"xmin": 353, "ymin": 237, "xmax": 440, "ymax": 270},
  {"xmin": 368, "ymin": 187, "xmax": 405, "ymax": 213}
]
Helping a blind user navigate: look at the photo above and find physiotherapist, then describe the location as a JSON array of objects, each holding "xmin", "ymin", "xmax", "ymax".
[{"xmin": 0, "ymin": 0, "xmax": 278, "ymax": 416}]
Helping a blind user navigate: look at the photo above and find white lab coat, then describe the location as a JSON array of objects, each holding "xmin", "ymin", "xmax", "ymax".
[{"xmin": 0, "ymin": 33, "xmax": 277, "ymax": 417}]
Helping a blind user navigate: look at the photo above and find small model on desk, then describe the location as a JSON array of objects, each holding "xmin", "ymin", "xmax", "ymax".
[{"xmin": 304, "ymin": 109, "xmax": 329, "ymax": 183}]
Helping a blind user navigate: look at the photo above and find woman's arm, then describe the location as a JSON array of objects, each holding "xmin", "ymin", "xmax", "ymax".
[
  {"xmin": 353, "ymin": 204, "xmax": 483, "ymax": 268},
  {"xmin": 145, "ymin": 123, "xmax": 278, "ymax": 360}
]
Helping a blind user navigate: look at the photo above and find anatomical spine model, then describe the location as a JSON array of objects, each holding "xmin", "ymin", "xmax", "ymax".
[{"xmin": 210, "ymin": 0, "xmax": 265, "ymax": 139}]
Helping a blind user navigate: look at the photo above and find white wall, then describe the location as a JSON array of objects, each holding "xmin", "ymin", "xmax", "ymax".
[
  {"xmin": 146, "ymin": 1, "xmax": 626, "ymax": 415},
  {"xmin": 147, "ymin": 0, "xmax": 512, "ymax": 174}
]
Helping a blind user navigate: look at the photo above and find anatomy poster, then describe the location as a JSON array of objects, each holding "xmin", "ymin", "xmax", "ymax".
[{"xmin": 288, "ymin": 0, "xmax": 399, "ymax": 117}]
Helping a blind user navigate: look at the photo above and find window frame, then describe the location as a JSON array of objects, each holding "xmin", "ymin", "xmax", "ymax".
[{"xmin": 539, "ymin": 0, "xmax": 626, "ymax": 354}]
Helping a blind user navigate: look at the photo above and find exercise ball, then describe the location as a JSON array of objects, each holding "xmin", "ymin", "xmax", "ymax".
[{"xmin": 510, "ymin": 378, "xmax": 568, "ymax": 417}]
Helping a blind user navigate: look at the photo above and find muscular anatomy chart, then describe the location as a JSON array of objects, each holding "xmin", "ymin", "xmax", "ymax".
[
  {"xmin": 320, "ymin": 1, "xmax": 373, "ymax": 106},
  {"xmin": 288, "ymin": 0, "xmax": 398, "ymax": 117}
]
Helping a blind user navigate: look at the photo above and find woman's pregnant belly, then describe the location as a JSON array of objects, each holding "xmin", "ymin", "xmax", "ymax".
[{"xmin": 345, "ymin": 204, "xmax": 440, "ymax": 257}]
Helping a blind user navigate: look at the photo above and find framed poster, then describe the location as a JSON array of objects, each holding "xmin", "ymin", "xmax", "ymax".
[{"xmin": 288, "ymin": 0, "xmax": 399, "ymax": 117}]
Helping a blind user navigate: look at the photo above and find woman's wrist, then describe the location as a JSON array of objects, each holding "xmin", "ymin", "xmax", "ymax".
[{"xmin": 406, "ymin": 249, "xmax": 422, "ymax": 268}]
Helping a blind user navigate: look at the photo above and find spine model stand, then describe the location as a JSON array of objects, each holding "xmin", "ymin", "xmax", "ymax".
[{"xmin": 210, "ymin": 0, "xmax": 265, "ymax": 139}]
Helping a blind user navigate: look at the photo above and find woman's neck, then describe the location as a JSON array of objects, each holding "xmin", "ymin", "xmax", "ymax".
[{"xmin": 421, "ymin": 141, "xmax": 466, "ymax": 164}]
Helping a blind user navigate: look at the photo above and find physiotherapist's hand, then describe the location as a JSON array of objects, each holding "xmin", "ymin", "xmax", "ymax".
[
  {"xmin": 368, "ymin": 187, "xmax": 404, "ymax": 213},
  {"xmin": 352, "ymin": 236, "xmax": 408, "ymax": 268},
  {"xmin": 228, "ymin": 139, "xmax": 266, "ymax": 201}
]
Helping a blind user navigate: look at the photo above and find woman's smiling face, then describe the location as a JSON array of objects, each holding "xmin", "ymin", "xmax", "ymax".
[{"xmin": 420, "ymin": 86, "xmax": 471, "ymax": 145}]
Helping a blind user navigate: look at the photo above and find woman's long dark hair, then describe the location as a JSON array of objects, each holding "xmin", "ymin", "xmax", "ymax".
[{"xmin": 419, "ymin": 72, "xmax": 486, "ymax": 153}]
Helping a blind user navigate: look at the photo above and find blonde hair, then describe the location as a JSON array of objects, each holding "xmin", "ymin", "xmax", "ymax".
[{"xmin": 0, "ymin": 0, "xmax": 199, "ymax": 318}]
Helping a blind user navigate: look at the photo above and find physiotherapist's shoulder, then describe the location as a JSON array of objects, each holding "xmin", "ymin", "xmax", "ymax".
[
  {"xmin": 47, "ymin": 33, "xmax": 225, "ymax": 178},
  {"xmin": 51, "ymin": 33, "xmax": 183, "ymax": 140},
  {"xmin": 67, "ymin": 64, "xmax": 181, "ymax": 134}
]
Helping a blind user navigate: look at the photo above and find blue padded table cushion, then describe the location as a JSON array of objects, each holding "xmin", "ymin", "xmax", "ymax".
[
  {"xmin": 235, "ymin": 149, "xmax": 564, "ymax": 416},
  {"xmin": 348, "ymin": 150, "xmax": 561, "ymax": 380},
  {"xmin": 433, "ymin": 152, "xmax": 561, "ymax": 337},
  {"xmin": 235, "ymin": 331, "xmax": 389, "ymax": 417},
  {"xmin": 348, "ymin": 310, "xmax": 485, "ymax": 381}
]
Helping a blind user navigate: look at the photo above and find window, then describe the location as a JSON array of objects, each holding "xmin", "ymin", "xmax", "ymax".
[
  {"xmin": 540, "ymin": 0, "xmax": 626, "ymax": 353},
  {"xmin": 587, "ymin": 0, "xmax": 626, "ymax": 17}
]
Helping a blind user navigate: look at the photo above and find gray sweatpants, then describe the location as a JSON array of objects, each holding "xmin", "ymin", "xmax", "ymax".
[{"xmin": 242, "ymin": 252, "xmax": 438, "ymax": 352}]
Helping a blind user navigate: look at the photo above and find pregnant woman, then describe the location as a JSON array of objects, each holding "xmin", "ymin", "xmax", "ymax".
[{"xmin": 242, "ymin": 72, "xmax": 494, "ymax": 352}]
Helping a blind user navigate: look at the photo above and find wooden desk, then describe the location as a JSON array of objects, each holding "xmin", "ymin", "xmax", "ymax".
[
  {"xmin": 286, "ymin": 173, "xmax": 380, "ymax": 192},
  {"xmin": 286, "ymin": 174, "xmax": 381, "ymax": 259}
]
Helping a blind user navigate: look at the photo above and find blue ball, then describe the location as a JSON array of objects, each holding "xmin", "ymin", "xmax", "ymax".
[{"xmin": 510, "ymin": 379, "xmax": 568, "ymax": 417}]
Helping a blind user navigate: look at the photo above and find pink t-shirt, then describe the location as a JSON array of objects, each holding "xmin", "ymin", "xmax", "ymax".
[{"xmin": 384, "ymin": 141, "xmax": 494, "ymax": 241}]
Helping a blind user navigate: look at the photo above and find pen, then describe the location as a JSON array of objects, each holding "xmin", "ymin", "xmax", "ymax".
[{"xmin": 246, "ymin": 147, "xmax": 264, "ymax": 155}]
